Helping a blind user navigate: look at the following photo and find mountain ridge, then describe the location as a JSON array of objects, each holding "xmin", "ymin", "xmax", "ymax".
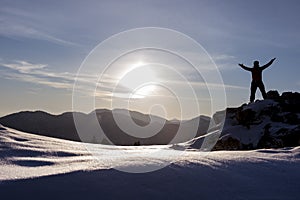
[
  {"xmin": 1, "ymin": 90, "xmax": 299, "ymax": 149},
  {"xmin": 0, "ymin": 108, "xmax": 210, "ymax": 145}
]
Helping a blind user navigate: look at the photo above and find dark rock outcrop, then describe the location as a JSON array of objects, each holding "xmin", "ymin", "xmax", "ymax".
[
  {"xmin": 213, "ymin": 90, "xmax": 300, "ymax": 150},
  {"xmin": 213, "ymin": 135, "xmax": 241, "ymax": 150},
  {"xmin": 266, "ymin": 90, "xmax": 280, "ymax": 100}
]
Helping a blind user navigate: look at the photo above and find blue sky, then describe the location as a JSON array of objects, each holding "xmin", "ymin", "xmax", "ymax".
[{"xmin": 0, "ymin": 0, "xmax": 299, "ymax": 119}]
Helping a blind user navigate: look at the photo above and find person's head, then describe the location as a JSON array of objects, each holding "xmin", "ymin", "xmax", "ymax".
[{"xmin": 253, "ymin": 60, "xmax": 259, "ymax": 68}]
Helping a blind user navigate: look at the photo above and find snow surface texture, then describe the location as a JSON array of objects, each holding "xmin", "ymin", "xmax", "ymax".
[{"xmin": 0, "ymin": 125, "xmax": 300, "ymax": 199}]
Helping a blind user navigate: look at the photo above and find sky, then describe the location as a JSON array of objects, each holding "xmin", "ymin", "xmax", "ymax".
[{"xmin": 0, "ymin": 0, "xmax": 299, "ymax": 119}]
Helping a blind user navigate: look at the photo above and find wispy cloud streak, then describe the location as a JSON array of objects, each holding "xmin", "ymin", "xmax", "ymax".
[
  {"xmin": 0, "ymin": 7, "xmax": 79, "ymax": 46},
  {"xmin": 0, "ymin": 60, "xmax": 247, "ymax": 100}
]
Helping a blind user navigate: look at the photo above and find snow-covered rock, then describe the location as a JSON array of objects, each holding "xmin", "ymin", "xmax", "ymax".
[
  {"xmin": 0, "ymin": 124, "xmax": 6, "ymax": 130},
  {"xmin": 213, "ymin": 91, "xmax": 300, "ymax": 150}
]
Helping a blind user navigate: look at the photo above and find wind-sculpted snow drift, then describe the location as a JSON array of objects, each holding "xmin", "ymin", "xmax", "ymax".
[{"xmin": 0, "ymin": 123, "xmax": 300, "ymax": 199}]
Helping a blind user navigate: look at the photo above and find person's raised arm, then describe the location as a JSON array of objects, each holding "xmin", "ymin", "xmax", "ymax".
[
  {"xmin": 261, "ymin": 58, "xmax": 276, "ymax": 70},
  {"xmin": 238, "ymin": 63, "xmax": 252, "ymax": 71}
]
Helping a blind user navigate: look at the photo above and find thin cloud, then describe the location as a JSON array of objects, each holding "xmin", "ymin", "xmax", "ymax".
[
  {"xmin": 0, "ymin": 60, "xmax": 76, "ymax": 89},
  {"xmin": 2, "ymin": 71, "xmax": 73, "ymax": 89},
  {"xmin": 211, "ymin": 54, "xmax": 238, "ymax": 70},
  {"xmin": 0, "ymin": 6, "xmax": 80, "ymax": 47},
  {"xmin": 0, "ymin": 60, "xmax": 131, "ymax": 97},
  {"xmin": 212, "ymin": 54, "xmax": 236, "ymax": 62},
  {"xmin": 0, "ymin": 22, "xmax": 79, "ymax": 46},
  {"xmin": 165, "ymin": 80, "xmax": 247, "ymax": 90},
  {"xmin": 0, "ymin": 59, "xmax": 247, "ymax": 102},
  {"xmin": 1, "ymin": 60, "xmax": 46, "ymax": 73}
]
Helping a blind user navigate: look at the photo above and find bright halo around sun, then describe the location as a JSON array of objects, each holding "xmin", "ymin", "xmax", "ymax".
[{"xmin": 117, "ymin": 61, "xmax": 159, "ymax": 98}]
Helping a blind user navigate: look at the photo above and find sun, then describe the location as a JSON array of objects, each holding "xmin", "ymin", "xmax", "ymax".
[{"xmin": 118, "ymin": 61, "xmax": 158, "ymax": 98}]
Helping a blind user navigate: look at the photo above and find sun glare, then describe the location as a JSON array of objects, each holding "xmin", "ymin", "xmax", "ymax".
[{"xmin": 118, "ymin": 61, "xmax": 158, "ymax": 98}]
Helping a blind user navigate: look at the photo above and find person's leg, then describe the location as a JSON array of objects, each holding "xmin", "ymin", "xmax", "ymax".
[
  {"xmin": 250, "ymin": 81, "xmax": 258, "ymax": 102},
  {"xmin": 258, "ymin": 81, "xmax": 267, "ymax": 99}
]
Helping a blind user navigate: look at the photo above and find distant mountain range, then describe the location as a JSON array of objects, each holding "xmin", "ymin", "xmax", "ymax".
[
  {"xmin": 1, "ymin": 90, "xmax": 299, "ymax": 150},
  {"xmin": 0, "ymin": 108, "xmax": 210, "ymax": 145}
]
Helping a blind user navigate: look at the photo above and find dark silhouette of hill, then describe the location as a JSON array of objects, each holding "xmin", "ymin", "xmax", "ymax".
[
  {"xmin": 3, "ymin": 90, "xmax": 297, "ymax": 149},
  {"xmin": 0, "ymin": 111, "xmax": 82, "ymax": 141},
  {"xmin": 0, "ymin": 109, "xmax": 210, "ymax": 145}
]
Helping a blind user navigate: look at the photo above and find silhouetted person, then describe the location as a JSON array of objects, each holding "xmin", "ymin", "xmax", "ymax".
[{"xmin": 239, "ymin": 58, "xmax": 276, "ymax": 103}]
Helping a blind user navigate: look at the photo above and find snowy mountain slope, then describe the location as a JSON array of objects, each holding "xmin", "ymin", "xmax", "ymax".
[{"xmin": 0, "ymin": 124, "xmax": 300, "ymax": 200}]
